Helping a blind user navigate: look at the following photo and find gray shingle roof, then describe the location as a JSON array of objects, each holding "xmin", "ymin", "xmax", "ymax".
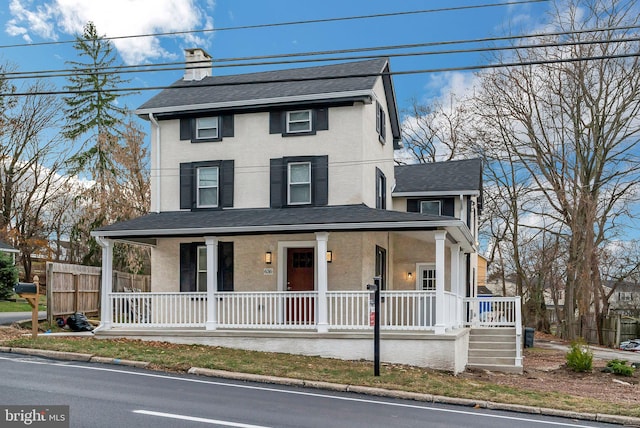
[
  {"xmin": 137, "ymin": 58, "xmax": 389, "ymax": 112},
  {"xmin": 393, "ymin": 159, "xmax": 482, "ymax": 194},
  {"xmin": 0, "ymin": 240, "xmax": 18, "ymax": 253},
  {"xmin": 95, "ymin": 204, "xmax": 458, "ymax": 238}
]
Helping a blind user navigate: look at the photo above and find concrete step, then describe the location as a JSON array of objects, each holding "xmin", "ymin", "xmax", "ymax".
[
  {"xmin": 468, "ymin": 340, "xmax": 515, "ymax": 350},
  {"xmin": 467, "ymin": 363, "xmax": 523, "ymax": 374},
  {"xmin": 469, "ymin": 349, "xmax": 516, "ymax": 358},
  {"xmin": 468, "ymin": 356, "xmax": 518, "ymax": 366},
  {"xmin": 470, "ymin": 328, "xmax": 516, "ymax": 336}
]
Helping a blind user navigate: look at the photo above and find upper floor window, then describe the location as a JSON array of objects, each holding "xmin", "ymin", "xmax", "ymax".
[
  {"xmin": 420, "ymin": 200, "xmax": 441, "ymax": 216},
  {"xmin": 286, "ymin": 110, "xmax": 312, "ymax": 133},
  {"xmin": 196, "ymin": 117, "xmax": 219, "ymax": 140},
  {"xmin": 376, "ymin": 168, "xmax": 386, "ymax": 209},
  {"xmin": 288, "ymin": 162, "xmax": 312, "ymax": 205},
  {"xmin": 376, "ymin": 101, "xmax": 386, "ymax": 143},
  {"xmin": 180, "ymin": 115, "xmax": 234, "ymax": 143},
  {"xmin": 270, "ymin": 108, "xmax": 328, "ymax": 136},
  {"xmin": 619, "ymin": 292, "xmax": 633, "ymax": 302},
  {"xmin": 196, "ymin": 166, "xmax": 219, "ymax": 208}
]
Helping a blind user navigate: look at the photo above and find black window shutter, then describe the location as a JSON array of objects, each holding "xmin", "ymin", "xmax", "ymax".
[
  {"xmin": 375, "ymin": 168, "xmax": 386, "ymax": 209},
  {"xmin": 221, "ymin": 115, "xmax": 234, "ymax": 137},
  {"xmin": 179, "ymin": 118, "xmax": 192, "ymax": 140},
  {"xmin": 380, "ymin": 109, "xmax": 386, "ymax": 140},
  {"xmin": 313, "ymin": 155, "xmax": 329, "ymax": 206},
  {"xmin": 407, "ymin": 199, "xmax": 419, "ymax": 212},
  {"xmin": 220, "ymin": 160, "xmax": 234, "ymax": 207},
  {"xmin": 179, "ymin": 243, "xmax": 196, "ymax": 292},
  {"xmin": 218, "ymin": 242, "xmax": 234, "ymax": 292},
  {"xmin": 316, "ymin": 108, "xmax": 329, "ymax": 131},
  {"xmin": 179, "ymin": 162, "xmax": 194, "ymax": 209},
  {"xmin": 269, "ymin": 111, "xmax": 282, "ymax": 134},
  {"xmin": 270, "ymin": 158, "xmax": 285, "ymax": 208},
  {"xmin": 443, "ymin": 198, "xmax": 455, "ymax": 217}
]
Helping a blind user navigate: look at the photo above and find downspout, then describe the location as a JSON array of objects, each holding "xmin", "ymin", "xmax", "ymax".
[{"xmin": 149, "ymin": 113, "xmax": 161, "ymax": 213}]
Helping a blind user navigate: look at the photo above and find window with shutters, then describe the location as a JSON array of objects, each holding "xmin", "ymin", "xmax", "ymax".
[
  {"xmin": 196, "ymin": 246, "xmax": 207, "ymax": 291},
  {"xmin": 180, "ymin": 160, "xmax": 234, "ymax": 210},
  {"xmin": 180, "ymin": 115, "xmax": 234, "ymax": 142},
  {"xmin": 269, "ymin": 156, "xmax": 328, "ymax": 208},
  {"xmin": 286, "ymin": 110, "xmax": 312, "ymax": 133},
  {"xmin": 180, "ymin": 242, "xmax": 234, "ymax": 292},
  {"xmin": 288, "ymin": 162, "xmax": 312, "ymax": 205}
]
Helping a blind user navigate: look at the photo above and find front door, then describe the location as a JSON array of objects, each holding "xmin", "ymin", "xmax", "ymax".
[{"xmin": 286, "ymin": 248, "xmax": 315, "ymax": 324}]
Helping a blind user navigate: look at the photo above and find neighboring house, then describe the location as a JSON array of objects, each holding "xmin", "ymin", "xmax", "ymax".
[
  {"xmin": 92, "ymin": 50, "xmax": 521, "ymax": 373},
  {"xmin": 606, "ymin": 281, "xmax": 640, "ymax": 316},
  {"xmin": 0, "ymin": 240, "xmax": 19, "ymax": 263}
]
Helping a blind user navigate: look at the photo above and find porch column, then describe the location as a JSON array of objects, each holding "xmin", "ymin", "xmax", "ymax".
[
  {"xmin": 315, "ymin": 232, "xmax": 329, "ymax": 333},
  {"xmin": 96, "ymin": 237, "xmax": 113, "ymax": 330},
  {"xmin": 450, "ymin": 244, "xmax": 461, "ymax": 328},
  {"xmin": 205, "ymin": 236, "xmax": 219, "ymax": 331},
  {"xmin": 434, "ymin": 231, "xmax": 447, "ymax": 334}
]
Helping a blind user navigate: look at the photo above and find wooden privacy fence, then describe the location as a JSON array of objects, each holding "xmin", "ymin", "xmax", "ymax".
[{"xmin": 46, "ymin": 262, "xmax": 151, "ymax": 323}]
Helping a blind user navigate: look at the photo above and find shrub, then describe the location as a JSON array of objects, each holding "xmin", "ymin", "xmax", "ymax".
[
  {"xmin": 565, "ymin": 340, "xmax": 593, "ymax": 372},
  {"xmin": 0, "ymin": 252, "xmax": 18, "ymax": 300},
  {"xmin": 606, "ymin": 359, "xmax": 635, "ymax": 377}
]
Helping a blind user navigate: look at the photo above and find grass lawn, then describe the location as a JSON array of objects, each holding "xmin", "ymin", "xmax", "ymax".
[
  {"xmin": 3, "ymin": 333, "xmax": 639, "ymax": 419},
  {"xmin": 0, "ymin": 295, "xmax": 46, "ymax": 312}
]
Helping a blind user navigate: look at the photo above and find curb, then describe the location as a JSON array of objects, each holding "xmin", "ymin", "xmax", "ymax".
[{"xmin": 2, "ymin": 347, "xmax": 639, "ymax": 426}]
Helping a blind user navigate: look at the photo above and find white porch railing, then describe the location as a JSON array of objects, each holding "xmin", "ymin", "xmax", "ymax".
[{"xmin": 109, "ymin": 291, "xmax": 512, "ymax": 332}]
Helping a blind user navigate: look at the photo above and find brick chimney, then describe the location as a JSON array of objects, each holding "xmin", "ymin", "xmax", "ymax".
[{"xmin": 184, "ymin": 48, "xmax": 212, "ymax": 81}]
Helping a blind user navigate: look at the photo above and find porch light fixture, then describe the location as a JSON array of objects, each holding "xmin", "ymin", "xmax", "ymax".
[
  {"xmin": 326, "ymin": 251, "xmax": 333, "ymax": 263},
  {"xmin": 265, "ymin": 252, "xmax": 272, "ymax": 264},
  {"xmin": 407, "ymin": 272, "xmax": 413, "ymax": 280}
]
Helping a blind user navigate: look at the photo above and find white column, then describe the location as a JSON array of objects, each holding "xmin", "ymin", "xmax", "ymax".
[
  {"xmin": 205, "ymin": 237, "xmax": 219, "ymax": 330},
  {"xmin": 315, "ymin": 232, "xmax": 329, "ymax": 333},
  {"xmin": 434, "ymin": 231, "xmax": 447, "ymax": 334},
  {"xmin": 450, "ymin": 244, "xmax": 461, "ymax": 328},
  {"xmin": 96, "ymin": 237, "xmax": 113, "ymax": 330}
]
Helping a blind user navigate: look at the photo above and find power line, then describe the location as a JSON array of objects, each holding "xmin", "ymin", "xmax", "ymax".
[
  {"xmin": 1, "ymin": 51, "xmax": 637, "ymax": 97},
  {"xmin": 3, "ymin": 24, "xmax": 638, "ymax": 82},
  {"xmin": 0, "ymin": 0, "xmax": 549, "ymax": 50}
]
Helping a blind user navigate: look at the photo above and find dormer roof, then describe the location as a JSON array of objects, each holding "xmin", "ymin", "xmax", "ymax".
[{"xmin": 393, "ymin": 158, "xmax": 483, "ymax": 196}]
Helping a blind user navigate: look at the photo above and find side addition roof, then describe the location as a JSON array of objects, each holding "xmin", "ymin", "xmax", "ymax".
[
  {"xmin": 393, "ymin": 158, "xmax": 483, "ymax": 196},
  {"xmin": 136, "ymin": 58, "xmax": 401, "ymax": 146}
]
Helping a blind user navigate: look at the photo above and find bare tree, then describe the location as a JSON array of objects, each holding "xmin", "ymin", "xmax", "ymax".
[{"xmin": 472, "ymin": 0, "xmax": 640, "ymax": 339}]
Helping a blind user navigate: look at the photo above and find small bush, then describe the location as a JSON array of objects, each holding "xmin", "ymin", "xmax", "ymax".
[
  {"xmin": 565, "ymin": 340, "xmax": 593, "ymax": 372},
  {"xmin": 0, "ymin": 252, "xmax": 18, "ymax": 300},
  {"xmin": 606, "ymin": 359, "xmax": 635, "ymax": 377}
]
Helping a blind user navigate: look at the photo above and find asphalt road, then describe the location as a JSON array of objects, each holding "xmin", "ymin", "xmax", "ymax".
[
  {"xmin": 0, "ymin": 353, "xmax": 622, "ymax": 428},
  {"xmin": 0, "ymin": 311, "xmax": 46, "ymax": 325}
]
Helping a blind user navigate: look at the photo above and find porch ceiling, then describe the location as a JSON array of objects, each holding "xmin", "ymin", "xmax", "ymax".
[{"xmin": 92, "ymin": 204, "xmax": 474, "ymax": 250}]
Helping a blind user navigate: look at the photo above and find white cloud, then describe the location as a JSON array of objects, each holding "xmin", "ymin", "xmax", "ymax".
[{"xmin": 6, "ymin": 0, "xmax": 214, "ymax": 64}]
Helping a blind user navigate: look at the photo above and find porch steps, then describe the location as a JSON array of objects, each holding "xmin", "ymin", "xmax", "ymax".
[{"xmin": 467, "ymin": 328, "xmax": 522, "ymax": 374}]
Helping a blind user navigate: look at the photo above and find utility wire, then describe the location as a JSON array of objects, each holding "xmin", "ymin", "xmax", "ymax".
[
  {"xmin": 2, "ymin": 50, "xmax": 637, "ymax": 97},
  {"xmin": 0, "ymin": 0, "xmax": 549, "ymax": 50},
  {"xmin": 2, "ymin": 24, "xmax": 638, "ymax": 81}
]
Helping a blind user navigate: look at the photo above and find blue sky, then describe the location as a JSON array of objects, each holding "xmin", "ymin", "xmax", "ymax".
[{"xmin": 0, "ymin": 0, "xmax": 551, "ymax": 117}]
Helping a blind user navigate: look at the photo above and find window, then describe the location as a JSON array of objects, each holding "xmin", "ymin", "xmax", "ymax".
[
  {"xmin": 196, "ymin": 246, "xmax": 207, "ymax": 291},
  {"xmin": 420, "ymin": 200, "xmax": 441, "ymax": 216},
  {"xmin": 270, "ymin": 156, "xmax": 328, "ymax": 208},
  {"xmin": 375, "ymin": 245, "xmax": 387, "ymax": 290},
  {"xmin": 376, "ymin": 101, "xmax": 386, "ymax": 143},
  {"xmin": 196, "ymin": 166, "xmax": 219, "ymax": 208},
  {"xmin": 196, "ymin": 117, "xmax": 219, "ymax": 140},
  {"xmin": 180, "ymin": 160, "xmax": 234, "ymax": 210},
  {"xmin": 619, "ymin": 292, "xmax": 633, "ymax": 302},
  {"xmin": 418, "ymin": 265, "xmax": 437, "ymax": 291},
  {"xmin": 288, "ymin": 162, "xmax": 312, "ymax": 205},
  {"xmin": 376, "ymin": 168, "xmax": 386, "ymax": 209},
  {"xmin": 286, "ymin": 110, "xmax": 312, "ymax": 133}
]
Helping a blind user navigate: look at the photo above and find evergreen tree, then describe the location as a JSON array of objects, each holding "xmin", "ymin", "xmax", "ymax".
[{"xmin": 0, "ymin": 252, "xmax": 18, "ymax": 300}]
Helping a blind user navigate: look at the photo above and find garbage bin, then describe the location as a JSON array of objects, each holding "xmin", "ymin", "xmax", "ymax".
[{"xmin": 524, "ymin": 327, "xmax": 535, "ymax": 348}]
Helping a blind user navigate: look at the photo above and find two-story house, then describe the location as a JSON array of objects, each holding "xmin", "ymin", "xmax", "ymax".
[{"xmin": 92, "ymin": 49, "xmax": 521, "ymax": 373}]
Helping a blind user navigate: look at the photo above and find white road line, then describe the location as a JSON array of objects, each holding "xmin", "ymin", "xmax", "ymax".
[
  {"xmin": 0, "ymin": 355, "xmax": 602, "ymax": 428},
  {"xmin": 133, "ymin": 410, "xmax": 272, "ymax": 428}
]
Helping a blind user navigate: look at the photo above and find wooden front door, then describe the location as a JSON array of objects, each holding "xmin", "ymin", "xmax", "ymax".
[{"xmin": 286, "ymin": 248, "xmax": 315, "ymax": 324}]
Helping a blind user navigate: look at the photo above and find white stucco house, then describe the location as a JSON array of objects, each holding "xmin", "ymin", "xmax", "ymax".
[{"xmin": 92, "ymin": 50, "xmax": 522, "ymax": 373}]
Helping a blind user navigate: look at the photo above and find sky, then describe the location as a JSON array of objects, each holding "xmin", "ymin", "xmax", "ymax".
[{"xmin": 0, "ymin": 0, "xmax": 552, "ymax": 119}]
